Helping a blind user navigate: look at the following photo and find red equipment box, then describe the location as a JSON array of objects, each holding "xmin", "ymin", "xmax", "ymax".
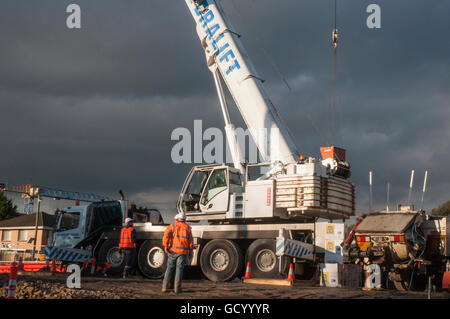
[{"xmin": 320, "ymin": 146, "xmax": 346, "ymax": 161}]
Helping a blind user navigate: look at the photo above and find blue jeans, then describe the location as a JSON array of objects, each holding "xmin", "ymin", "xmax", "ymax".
[
  {"xmin": 122, "ymin": 248, "xmax": 135, "ymax": 277},
  {"xmin": 162, "ymin": 252, "xmax": 187, "ymax": 291}
]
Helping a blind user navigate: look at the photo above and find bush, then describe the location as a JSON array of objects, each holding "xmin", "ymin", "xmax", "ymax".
[
  {"xmin": 0, "ymin": 191, "xmax": 19, "ymax": 221},
  {"xmin": 431, "ymin": 200, "xmax": 450, "ymax": 216}
]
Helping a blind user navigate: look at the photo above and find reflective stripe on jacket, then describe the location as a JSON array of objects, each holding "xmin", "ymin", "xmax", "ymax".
[
  {"xmin": 162, "ymin": 221, "xmax": 193, "ymax": 255},
  {"xmin": 119, "ymin": 226, "xmax": 136, "ymax": 248}
]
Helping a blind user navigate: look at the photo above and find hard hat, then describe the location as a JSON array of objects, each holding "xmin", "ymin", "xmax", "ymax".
[
  {"xmin": 174, "ymin": 212, "xmax": 186, "ymax": 221},
  {"xmin": 125, "ymin": 217, "xmax": 134, "ymax": 224}
]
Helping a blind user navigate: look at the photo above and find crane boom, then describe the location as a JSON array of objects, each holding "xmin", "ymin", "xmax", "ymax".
[
  {"xmin": 0, "ymin": 184, "xmax": 113, "ymax": 202},
  {"xmin": 0, "ymin": 183, "xmax": 114, "ymax": 214},
  {"xmin": 179, "ymin": 0, "xmax": 354, "ymax": 223},
  {"xmin": 185, "ymin": 0, "xmax": 300, "ymax": 165}
]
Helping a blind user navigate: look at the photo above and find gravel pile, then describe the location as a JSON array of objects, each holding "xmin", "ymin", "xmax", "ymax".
[{"xmin": 0, "ymin": 274, "xmax": 134, "ymax": 299}]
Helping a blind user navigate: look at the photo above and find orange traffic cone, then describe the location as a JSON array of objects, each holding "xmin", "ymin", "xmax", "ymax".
[
  {"xmin": 287, "ymin": 263, "xmax": 295, "ymax": 281},
  {"xmin": 243, "ymin": 262, "xmax": 252, "ymax": 279}
]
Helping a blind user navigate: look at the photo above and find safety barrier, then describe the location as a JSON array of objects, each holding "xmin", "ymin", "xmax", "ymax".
[
  {"xmin": 80, "ymin": 258, "xmax": 110, "ymax": 276},
  {"xmin": 1, "ymin": 258, "xmax": 111, "ymax": 276},
  {"xmin": 0, "ymin": 262, "xmax": 49, "ymax": 273}
]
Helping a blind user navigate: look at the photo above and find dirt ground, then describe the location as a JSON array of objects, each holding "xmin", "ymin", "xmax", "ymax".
[{"xmin": 1, "ymin": 272, "xmax": 449, "ymax": 299}]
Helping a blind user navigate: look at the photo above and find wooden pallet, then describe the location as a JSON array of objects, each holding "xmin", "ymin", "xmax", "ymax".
[{"xmin": 242, "ymin": 278, "xmax": 293, "ymax": 287}]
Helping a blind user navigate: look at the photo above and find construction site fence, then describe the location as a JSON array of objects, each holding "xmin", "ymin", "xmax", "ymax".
[{"xmin": 0, "ymin": 247, "xmax": 46, "ymax": 262}]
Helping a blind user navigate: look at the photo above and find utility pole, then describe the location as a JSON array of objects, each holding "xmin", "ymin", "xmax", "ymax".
[
  {"xmin": 369, "ymin": 171, "xmax": 373, "ymax": 212},
  {"xmin": 31, "ymin": 195, "xmax": 41, "ymax": 260},
  {"xmin": 408, "ymin": 170, "xmax": 415, "ymax": 206},
  {"xmin": 420, "ymin": 171, "xmax": 428, "ymax": 210},
  {"xmin": 386, "ymin": 182, "xmax": 390, "ymax": 212}
]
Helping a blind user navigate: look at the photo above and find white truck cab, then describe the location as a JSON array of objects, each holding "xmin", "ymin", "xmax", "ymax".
[
  {"xmin": 53, "ymin": 201, "xmax": 126, "ymax": 249},
  {"xmin": 53, "ymin": 205, "xmax": 89, "ymax": 248}
]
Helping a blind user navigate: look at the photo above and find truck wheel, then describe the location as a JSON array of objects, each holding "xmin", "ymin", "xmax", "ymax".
[
  {"xmin": 246, "ymin": 239, "xmax": 289, "ymax": 278},
  {"xmin": 138, "ymin": 240, "xmax": 167, "ymax": 279},
  {"xmin": 393, "ymin": 279, "xmax": 407, "ymax": 291},
  {"xmin": 390, "ymin": 271, "xmax": 407, "ymax": 291},
  {"xmin": 98, "ymin": 240, "xmax": 134, "ymax": 276},
  {"xmin": 200, "ymin": 239, "xmax": 244, "ymax": 282},
  {"xmin": 391, "ymin": 269, "xmax": 425, "ymax": 291}
]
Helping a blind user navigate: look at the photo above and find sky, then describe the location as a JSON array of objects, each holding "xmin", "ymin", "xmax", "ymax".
[{"xmin": 0, "ymin": 0, "xmax": 449, "ymax": 222}]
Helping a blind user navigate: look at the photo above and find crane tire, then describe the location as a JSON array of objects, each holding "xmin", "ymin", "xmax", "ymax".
[
  {"xmin": 138, "ymin": 240, "xmax": 167, "ymax": 279},
  {"xmin": 200, "ymin": 239, "xmax": 244, "ymax": 282},
  {"xmin": 98, "ymin": 239, "xmax": 134, "ymax": 276},
  {"xmin": 245, "ymin": 239, "xmax": 289, "ymax": 279}
]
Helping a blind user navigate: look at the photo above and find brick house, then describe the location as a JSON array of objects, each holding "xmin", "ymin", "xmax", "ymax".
[{"xmin": 0, "ymin": 212, "xmax": 56, "ymax": 261}]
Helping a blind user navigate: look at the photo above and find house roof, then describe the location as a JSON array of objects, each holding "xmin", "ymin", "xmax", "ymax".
[{"xmin": 0, "ymin": 212, "xmax": 56, "ymax": 229}]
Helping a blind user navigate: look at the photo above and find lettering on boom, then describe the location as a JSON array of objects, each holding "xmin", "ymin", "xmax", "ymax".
[{"xmin": 194, "ymin": 0, "xmax": 241, "ymax": 76}]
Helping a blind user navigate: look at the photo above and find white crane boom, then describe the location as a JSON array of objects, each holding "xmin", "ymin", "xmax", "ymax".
[
  {"xmin": 185, "ymin": 0, "xmax": 300, "ymax": 166},
  {"xmin": 180, "ymin": 0, "xmax": 354, "ymax": 223}
]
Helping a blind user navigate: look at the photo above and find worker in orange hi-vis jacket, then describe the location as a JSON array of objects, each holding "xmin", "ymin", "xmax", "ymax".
[
  {"xmin": 119, "ymin": 217, "xmax": 136, "ymax": 279},
  {"xmin": 161, "ymin": 212, "xmax": 193, "ymax": 294}
]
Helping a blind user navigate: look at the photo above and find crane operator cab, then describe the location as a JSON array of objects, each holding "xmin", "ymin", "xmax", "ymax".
[{"xmin": 177, "ymin": 164, "xmax": 243, "ymax": 221}]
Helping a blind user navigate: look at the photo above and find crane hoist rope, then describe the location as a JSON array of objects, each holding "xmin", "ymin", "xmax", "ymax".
[
  {"xmin": 331, "ymin": 0, "xmax": 338, "ymax": 146},
  {"xmin": 330, "ymin": 0, "xmax": 345, "ymax": 148},
  {"xmin": 229, "ymin": 0, "xmax": 329, "ymax": 147}
]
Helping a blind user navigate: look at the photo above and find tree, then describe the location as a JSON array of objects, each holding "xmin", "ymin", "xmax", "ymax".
[
  {"xmin": 0, "ymin": 191, "xmax": 19, "ymax": 221},
  {"xmin": 431, "ymin": 200, "xmax": 450, "ymax": 216}
]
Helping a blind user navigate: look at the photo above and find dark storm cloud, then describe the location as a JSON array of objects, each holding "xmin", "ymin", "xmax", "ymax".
[
  {"xmin": 0, "ymin": 0, "xmax": 210, "ymax": 98},
  {"xmin": 0, "ymin": 0, "xmax": 449, "ymax": 220}
]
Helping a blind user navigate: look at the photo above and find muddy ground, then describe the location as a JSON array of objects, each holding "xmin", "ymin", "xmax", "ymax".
[{"xmin": 1, "ymin": 271, "xmax": 449, "ymax": 299}]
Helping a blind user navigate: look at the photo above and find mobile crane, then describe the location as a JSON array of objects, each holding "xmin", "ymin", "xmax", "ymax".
[
  {"xmin": 179, "ymin": 0, "xmax": 353, "ymax": 224},
  {"xmin": 46, "ymin": 0, "xmax": 355, "ymax": 281},
  {"xmin": 0, "ymin": 183, "xmax": 114, "ymax": 259}
]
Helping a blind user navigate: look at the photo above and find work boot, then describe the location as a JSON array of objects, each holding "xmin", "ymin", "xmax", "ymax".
[
  {"xmin": 161, "ymin": 288, "xmax": 167, "ymax": 293},
  {"xmin": 174, "ymin": 288, "xmax": 182, "ymax": 294}
]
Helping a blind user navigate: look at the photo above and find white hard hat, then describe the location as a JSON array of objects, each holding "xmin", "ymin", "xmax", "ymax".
[
  {"xmin": 174, "ymin": 212, "xmax": 186, "ymax": 221},
  {"xmin": 125, "ymin": 217, "xmax": 134, "ymax": 224}
]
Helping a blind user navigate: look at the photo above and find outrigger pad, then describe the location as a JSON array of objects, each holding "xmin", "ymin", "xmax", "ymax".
[{"xmin": 44, "ymin": 246, "xmax": 92, "ymax": 263}]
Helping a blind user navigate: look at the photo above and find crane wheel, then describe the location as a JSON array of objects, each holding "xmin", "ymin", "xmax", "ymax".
[
  {"xmin": 245, "ymin": 239, "xmax": 289, "ymax": 278},
  {"xmin": 199, "ymin": 239, "xmax": 244, "ymax": 282},
  {"xmin": 138, "ymin": 240, "xmax": 167, "ymax": 279},
  {"xmin": 98, "ymin": 239, "xmax": 135, "ymax": 276}
]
